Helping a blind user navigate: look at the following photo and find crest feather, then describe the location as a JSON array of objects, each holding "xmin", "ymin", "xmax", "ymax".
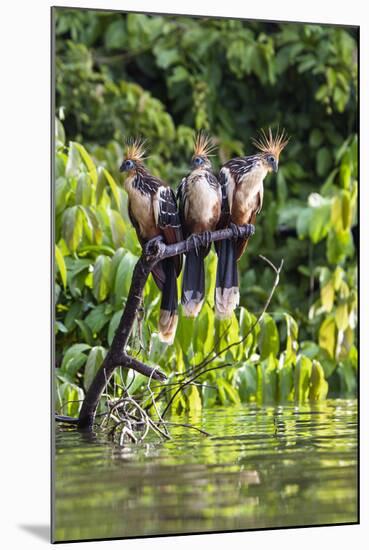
[
  {"xmin": 193, "ymin": 131, "xmax": 217, "ymax": 158},
  {"xmin": 125, "ymin": 137, "xmax": 148, "ymax": 162},
  {"xmin": 252, "ymin": 127, "xmax": 290, "ymax": 159}
]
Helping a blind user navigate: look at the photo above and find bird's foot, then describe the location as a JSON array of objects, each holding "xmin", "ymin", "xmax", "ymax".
[
  {"xmin": 202, "ymin": 230, "xmax": 212, "ymax": 248},
  {"xmin": 229, "ymin": 222, "xmax": 242, "ymax": 240},
  {"xmin": 242, "ymin": 223, "xmax": 255, "ymax": 238},
  {"xmin": 186, "ymin": 233, "xmax": 202, "ymax": 256},
  {"xmin": 144, "ymin": 235, "xmax": 165, "ymax": 258}
]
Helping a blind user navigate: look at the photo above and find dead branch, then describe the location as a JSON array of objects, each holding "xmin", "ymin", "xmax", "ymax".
[{"xmin": 75, "ymin": 223, "xmax": 255, "ymax": 431}]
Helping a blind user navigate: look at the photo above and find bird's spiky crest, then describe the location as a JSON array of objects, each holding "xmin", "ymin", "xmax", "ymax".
[
  {"xmin": 193, "ymin": 131, "xmax": 217, "ymax": 158},
  {"xmin": 252, "ymin": 127, "xmax": 290, "ymax": 159},
  {"xmin": 125, "ymin": 137, "xmax": 148, "ymax": 163}
]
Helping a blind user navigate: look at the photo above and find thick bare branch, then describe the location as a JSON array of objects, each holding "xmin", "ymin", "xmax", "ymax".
[{"xmin": 71, "ymin": 223, "xmax": 255, "ymax": 431}]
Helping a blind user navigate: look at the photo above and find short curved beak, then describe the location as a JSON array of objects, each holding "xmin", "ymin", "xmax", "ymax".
[
  {"xmin": 272, "ymin": 160, "xmax": 278, "ymax": 173},
  {"xmin": 119, "ymin": 163, "xmax": 125, "ymax": 172}
]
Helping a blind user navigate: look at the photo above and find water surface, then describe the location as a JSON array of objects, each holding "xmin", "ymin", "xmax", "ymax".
[{"xmin": 54, "ymin": 399, "xmax": 357, "ymax": 542}]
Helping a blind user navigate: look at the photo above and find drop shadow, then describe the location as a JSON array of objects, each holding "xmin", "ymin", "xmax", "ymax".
[{"xmin": 19, "ymin": 524, "xmax": 50, "ymax": 542}]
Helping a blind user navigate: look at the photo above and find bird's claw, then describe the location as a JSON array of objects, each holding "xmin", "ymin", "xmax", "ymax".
[
  {"xmin": 186, "ymin": 234, "xmax": 201, "ymax": 256},
  {"xmin": 230, "ymin": 222, "xmax": 242, "ymax": 240},
  {"xmin": 230, "ymin": 223, "xmax": 255, "ymax": 240},
  {"xmin": 144, "ymin": 235, "xmax": 165, "ymax": 257},
  {"xmin": 202, "ymin": 231, "xmax": 212, "ymax": 248}
]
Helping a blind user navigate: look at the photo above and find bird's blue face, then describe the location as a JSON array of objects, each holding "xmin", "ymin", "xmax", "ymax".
[
  {"xmin": 192, "ymin": 156, "xmax": 205, "ymax": 169},
  {"xmin": 120, "ymin": 159, "xmax": 135, "ymax": 172},
  {"xmin": 266, "ymin": 154, "xmax": 278, "ymax": 173}
]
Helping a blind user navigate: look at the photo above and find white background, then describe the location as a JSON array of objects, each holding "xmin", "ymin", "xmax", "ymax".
[{"xmin": 0, "ymin": 0, "xmax": 367, "ymax": 548}]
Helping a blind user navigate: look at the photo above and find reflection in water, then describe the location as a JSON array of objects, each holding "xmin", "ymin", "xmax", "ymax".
[{"xmin": 54, "ymin": 399, "xmax": 357, "ymax": 542}]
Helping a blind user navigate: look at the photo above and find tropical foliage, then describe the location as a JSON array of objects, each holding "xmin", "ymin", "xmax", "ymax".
[{"xmin": 54, "ymin": 9, "xmax": 358, "ymax": 416}]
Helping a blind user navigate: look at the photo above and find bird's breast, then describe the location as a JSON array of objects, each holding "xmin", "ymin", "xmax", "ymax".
[
  {"xmin": 231, "ymin": 168, "xmax": 265, "ymax": 225},
  {"xmin": 185, "ymin": 175, "xmax": 221, "ymax": 233},
  {"xmin": 126, "ymin": 179, "xmax": 159, "ymax": 240}
]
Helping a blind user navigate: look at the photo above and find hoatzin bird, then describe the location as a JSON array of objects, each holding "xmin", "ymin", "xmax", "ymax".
[
  {"xmin": 177, "ymin": 132, "xmax": 222, "ymax": 317},
  {"xmin": 215, "ymin": 128, "xmax": 289, "ymax": 319},
  {"xmin": 119, "ymin": 139, "xmax": 182, "ymax": 344}
]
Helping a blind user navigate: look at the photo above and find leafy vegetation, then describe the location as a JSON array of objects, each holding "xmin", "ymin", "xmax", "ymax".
[{"xmin": 54, "ymin": 9, "xmax": 358, "ymax": 417}]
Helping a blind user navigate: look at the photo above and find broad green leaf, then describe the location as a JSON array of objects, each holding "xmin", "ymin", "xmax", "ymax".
[
  {"xmin": 75, "ymin": 173, "xmax": 92, "ymax": 205},
  {"xmin": 258, "ymin": 314, "xmax": 279, "ymax": 360},
  {"xmin": 62, "ymin": 206, "xmax": 83, "ymax": 252},
  {"xmin": 109, "ymin": 209, "xmax": 126, "ymax": 248},
  {"xmin": 319, "ymin": 316, "xmax": 336, "ymax": 358},
  {"xmin": 335, "ymin": 303, "xmax": 349, "ymax": 331},
  {"xmin": 103, "ymin": 168, "xmax": 121, "ymax": 210},
  {"xmin": 187, "ymin": 384, "xmax": 202, "ymax": 411},
  {"xmin": 81, "ymin": 207, "xmax": 103, "ymax": 245},
  {"xmin": 55, "ymin": 381, "xmax": 84, "ymax": 417},
  {"xmin": 85, "ymin": 304, "xmax": 111, "ymax": 334},
  {"xmin": 114, "ymin": 251, "xmax": 138, "ymax": 306},
  {"xmin": 193, "ymin": 303, "xmax": 215, "ymax": 359},
  {"xmin": 55, "ymin": 177, "xmax": 69, "ymax": 215},
  {"xmin": 278, "ymin": 353, "xmax": 294, "ymax": 402},
  {"xmin": 93, "ymin": 255, "xmax": 111, "ymax": 302},
  {"xmin": 84, "ymin": 346, "xmax": 107, "ymax": 391},
  {"xmin": 74, "ymin": 142, "xmax": 97, "ymax": 185},
  {"xmin": 107, "ymin": 310, "xmax": 122, "ymax": 346},
  {"xmin": 257, "ymin": 356, "xmax": 278, "ymax": 403},
  {"xmin": 284, "ymin": 313, "xmax": 299, "ymax": 358},
  {"xmin": 65, "ymin": 142, "xmax": 80, "ymax": 178},
  {"xmin": 202, "ymin": 382, "xmax": 218, "ymax": 407},
  {"xmin": 309, "ymin": 360, "xmax": 328, "ymax": 401},
  {"xmin": 75, "ymin": 320, "xmax": 94, "ymax": 346},
  {"xmin": 55, "ymin": 245, "xmax": 67, "ymax": 289},
  {"xmin": 320, "ymin": 278, "xmax": 334, "ymax": 312},
  {"xmin": 327, "ymin": 229, "xmax": 354, "ymax": 265},
  {"xmin": 235, "ymin": 363, "xmax": 257, "ymax": 402},
  {"xmin": 294, "ymin": 355, "xmax": 312, "ymax": 402}
]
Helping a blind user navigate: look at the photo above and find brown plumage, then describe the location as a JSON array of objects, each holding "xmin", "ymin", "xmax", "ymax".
[
  {"xmin": 120, "ymin": 139, "xmax": 182, "ymax": 344},
  {"xmin": 177, "ymin": 132, "xmax": 221, "ymax": 317},
  {"xmin": 215, "ymin": 128, "xmax": 289, "ymax": 318}
]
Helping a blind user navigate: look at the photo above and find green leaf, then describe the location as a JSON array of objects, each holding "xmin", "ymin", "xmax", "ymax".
[
  {"xmin": 75, "ymin": 173, "xmax": 92, "ymax": 205},
  {"xmin": 74, "ymin": 142, "xmax": 97, "ymax": 185},
  {"xmin": 284, "ymin": 313, "xmax": 299, "ymax": 359},
  {"xmin": 55, "ymin": 245, "xmax": 67, "ymax": 289},
  {"xmin": 309, "ymin": 360, "xmax": 328, "ymax": 401},
  {"xmin": 108, "ymin": 310, "xmax": 122, "ymax": 346},
  {"xmin": 316, "ymin": 147, "xmax": 332, "ymax": 176},
  {"xmin": 62, "ymin": 206, "xmax": 83, "ymax": 253},
  {"xmin": 81, "ymin": 206, "xmax": 103, "ymax": 245},
  {"xmin": 85, "ymin": 304, "xmax": 111, "ymax": 334},
  {"xmin": 236, "ymin": 363, "xmax": 257, "ymax": 402},
  {"xmin": 257, "ymin": 356, "xmax": 278, "ymax": 403},
  {"xmin": 335, "ymin": 303, "xmax": 349, "ymax": 331},
  {"xmin": 309, "ymin": 203, "xmax": 332, "ymax": 243},
  {"xmin": 320, "ymin": 278, "xmax": 335, "ymax": 312},
  {"xmin": 258, "ymin": 314, "xmax": 279, "ymax": 360},
  {"xmin": 202, "ymin": 382, "xmax": 218, "ymax": 407},
  {"xmin": 278, "ymin": 353, "xmax": 294, "ymax": 402},
  {"xmin": 187, "ymin": 384, "xmax": 202, "ymax": 411},
  {"xmin": 93, "ymin": 255, "xmax": 111, "ymax": 302},
  {"xmin": 103, "ymin": 168, "xmax": 121, "ymax": 210},
  {"xmin": 84, "ymin": 346, "xmax": 106, "ymax": 391},
  {"xmin": 109, "ymin": 210, "xmax": 126, "ymax": 248},
  {"xmin": 319, "ymin": 316, "xmax": 336, "ymax": 358},
  {"xmin": 327, "ymin": 229, "xmax": 354, "ymax": 264},
  {"xmin": 65, "ymin": 142, "xmax": 80, "ymax": 178},
  {"xmin": 55, "ymin": 177, "xmax": 69, "ymax": 215},
  {"xmin": 114, "ymin": 251, "xmax": 138, "ymax": 306},
  {"xmin": 75, "ymin": 320, "xmax": 94, "ymax": 346},
  {"xmin": 294, "ymin": 355, "xmax": 312, "ymax": 402},
  {"xmin": 56, "ymin": 381, "xmax": 84, "ymax": 417}
]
